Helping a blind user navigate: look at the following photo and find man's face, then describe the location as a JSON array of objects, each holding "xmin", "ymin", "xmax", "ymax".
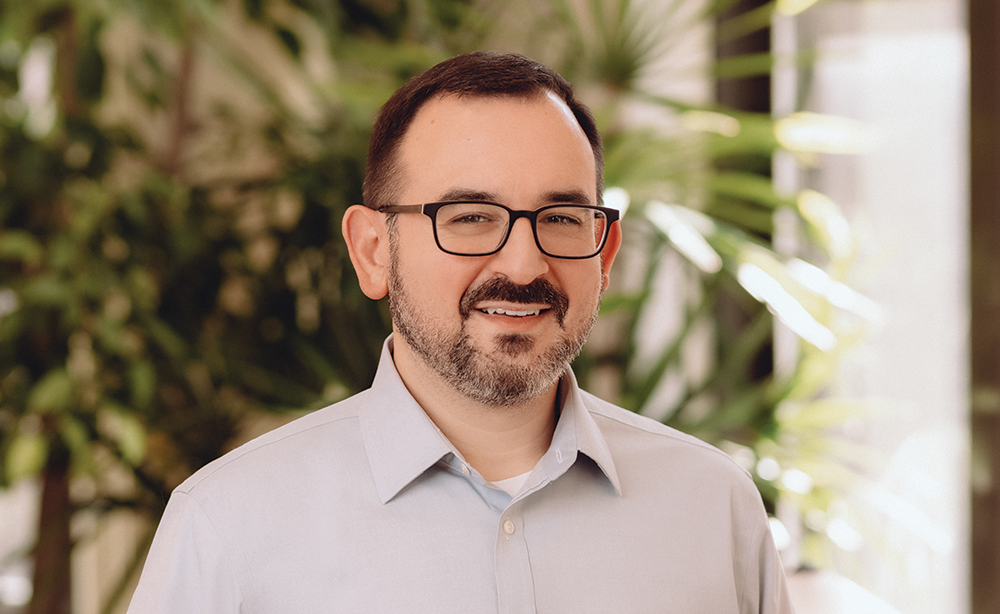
[{"xmin": 387, "ymin": 92, "xmax": 617, "ymax": 407}]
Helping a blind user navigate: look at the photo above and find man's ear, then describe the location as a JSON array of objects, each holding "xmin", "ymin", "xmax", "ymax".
[
  {"xmin": 342, "ymin": 205, "xmax": 390, "ymax": 300},
  {"xmin": 599, "ymin": 220, "xmax": 623, "ymax": 292}
]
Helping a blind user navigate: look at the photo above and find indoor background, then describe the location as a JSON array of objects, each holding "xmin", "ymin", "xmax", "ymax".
[{"xmin": 0, "ymin": 0, "xmax": 988, "ymax": 612}]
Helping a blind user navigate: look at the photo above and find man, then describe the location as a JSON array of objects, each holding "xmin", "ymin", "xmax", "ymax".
[{"xmin": 128, "ymin": 51, "xmax": 795, "ymax": 613}]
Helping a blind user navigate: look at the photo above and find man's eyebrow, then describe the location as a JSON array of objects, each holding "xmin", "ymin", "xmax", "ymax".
[
  {"xmin": 437, "ymin": 188, "xmax": 499, "ymax": 203},
  {"xmin": 434, "ymin": 188, "xmax": 593, "ymax": 205},
  {"xmin": 542, "ymin": 190, "xmax": 593, "ymax": 205}
]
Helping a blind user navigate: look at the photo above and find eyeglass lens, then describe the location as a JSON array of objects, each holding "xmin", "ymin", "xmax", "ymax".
[{"xmin": 434, "ymin": 203, "xmax": 609, "ymax": 257}]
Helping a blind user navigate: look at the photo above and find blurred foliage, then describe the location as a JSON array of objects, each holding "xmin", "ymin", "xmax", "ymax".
[{"xmin": 0, "ymin": 0, "xmax": 879, "ymax": 610}]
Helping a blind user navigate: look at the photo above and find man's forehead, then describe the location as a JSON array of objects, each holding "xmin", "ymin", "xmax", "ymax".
[
  {"xmin": 400, "ymin": 91, "xmax": 594, "ymax": 164},
  {"xmin": 392, "ymin": 90, "xmax": 598, "ymax": 208}
]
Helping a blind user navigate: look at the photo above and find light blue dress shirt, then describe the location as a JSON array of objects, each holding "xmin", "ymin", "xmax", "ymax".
[{"xmin": 127, "ymin": 337, "xmax": 795, "ymax": 613}]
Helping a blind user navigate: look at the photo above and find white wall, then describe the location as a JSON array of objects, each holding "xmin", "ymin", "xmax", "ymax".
[
  {"xmin": 786, "ymin": 1, "xmax": 969, "ymax": 612},
  {"xmin": 0, "ymin": 481, "xmax": 38, "ymax": 612}
]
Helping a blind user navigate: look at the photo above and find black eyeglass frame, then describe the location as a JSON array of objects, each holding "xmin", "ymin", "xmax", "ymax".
[{"xmin": 378, "ymin": 201, "xmax": 620, "ymax": 260}]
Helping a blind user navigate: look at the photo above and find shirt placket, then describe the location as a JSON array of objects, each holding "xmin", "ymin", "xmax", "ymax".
[{"xmin": 494, "ymin": 499, "xmax": 536, "ymax": 614}]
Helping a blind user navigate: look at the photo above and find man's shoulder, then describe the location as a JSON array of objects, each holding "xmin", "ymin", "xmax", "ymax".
[
  {"xmin": 174, "ymin": 389, "xmax": 373, "ymax": 495},
  {"xmin": 577, "ymin": 389, "xmax": 748, "ymax": 477}
]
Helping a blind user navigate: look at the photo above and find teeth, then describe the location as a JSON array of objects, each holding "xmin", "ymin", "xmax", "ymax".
[{"xmin": 482, "ymin": 307, "xmax": 541, "ymax": 317}]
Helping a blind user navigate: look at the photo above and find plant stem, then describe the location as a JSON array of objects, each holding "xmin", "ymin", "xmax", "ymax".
[{"xmin": 27, "ymin": 438, "xmax": 72, "ymax": 614}]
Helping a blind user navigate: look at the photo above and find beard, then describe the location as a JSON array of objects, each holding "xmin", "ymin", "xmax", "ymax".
[{"xmin": 387, "ymin": 244, "xmax": 600, "ymax": 408}]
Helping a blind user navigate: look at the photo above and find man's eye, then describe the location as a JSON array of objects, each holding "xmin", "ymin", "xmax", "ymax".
[
  {"xmin": 541, "ymin": 212, "xmax": 584, "ymax": 226},
  {"xmin": 448, "ymin": 213, "xmax": 494, "ymax": 224}
]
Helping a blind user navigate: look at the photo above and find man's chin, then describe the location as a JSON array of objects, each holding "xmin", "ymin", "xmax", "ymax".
[{"xmin": 493, "ymin": 333, "xmax": 536, "ymax": 357}]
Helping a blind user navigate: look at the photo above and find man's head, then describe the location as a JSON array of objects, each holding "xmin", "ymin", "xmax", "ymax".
[
  {"xmin": 343, "ymin": 52, "xmax": 620, "ymax": 408},
  {"xmin": 363, "ymin": 51, "xmax": 604, "ymax": 211}
]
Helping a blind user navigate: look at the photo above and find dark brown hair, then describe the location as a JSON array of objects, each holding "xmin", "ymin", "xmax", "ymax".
[{"xmin": 362, "ymin": 51, "xmax": 604, "ymax": 210}]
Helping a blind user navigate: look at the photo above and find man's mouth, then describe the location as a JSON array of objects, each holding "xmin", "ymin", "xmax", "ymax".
[
  {"xmin": 479, "ymin": 307, "xmax": 544, "ymax": 317},
  {"xmin": 460, "ymin": 277, "xmax": 569, "ymax": 327}
]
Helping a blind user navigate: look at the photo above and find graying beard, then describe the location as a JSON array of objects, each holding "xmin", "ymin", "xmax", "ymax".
[
  {"xmin": 494, "ymin": 333, "xmax": 534, "ymax": 356},
  {"xmin": 444, "ymin": 332, "xmax": 579, "ymax": 407},
  {"xmin": 387, "ymin": 231, "xmax": 597, "ymax": 407}
]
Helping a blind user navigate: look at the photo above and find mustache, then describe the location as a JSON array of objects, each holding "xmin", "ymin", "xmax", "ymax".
[{"xmin": 459, "ymin": 277, "xmax": 569, "ymax": 326}]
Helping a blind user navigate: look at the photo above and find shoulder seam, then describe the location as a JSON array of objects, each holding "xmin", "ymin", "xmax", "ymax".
[
  {"xmin": 582, "ymin": 393, "xmax": 748, "ymax": 469},
  {"xmin": 178, "ymin": 410, "xmax": 359, "ymax": 493}
]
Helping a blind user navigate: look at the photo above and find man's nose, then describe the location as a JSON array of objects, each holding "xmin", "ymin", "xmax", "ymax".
[{"xmin": 489, "ymin": 216, "xmax": 549, "ymax": 284}]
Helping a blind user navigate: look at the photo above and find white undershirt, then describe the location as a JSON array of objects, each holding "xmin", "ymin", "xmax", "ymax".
[{"xmin": 489, "ymin": 471, "xmax": 532, "ymax": 496}]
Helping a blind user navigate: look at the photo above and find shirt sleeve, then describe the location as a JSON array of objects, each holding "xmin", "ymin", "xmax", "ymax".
[
  {"xmin": 754, "ymin": 520, "xmax": 797, "ymax": 614},
  {"xmin": 127, "ymin": 491, "xmax": 247, "ymax": 614},
  {"xmin": 737, "ymin": 483, "xmax": 797, "ymax": 614}
]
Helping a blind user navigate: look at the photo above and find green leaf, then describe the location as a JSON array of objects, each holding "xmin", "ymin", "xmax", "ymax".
[
  {"xmin": 120, "ymin": 191, "xmax": 151, "ymax": 226},
  {"xmin": 141, "ymin": 315, "xmax": 188, "ymax": 359},
  {"xmin": 117, "ymin": 412, "xmax": 147, "ymax": 466},
  {"xmin": 97, "ymin": 315, "xmax": 126, "ymax": 354},
  {"xmin": 130, "ymin": 360, "xmax": 157, "ymax": 410},
  {"xmin": 61, "ymin": 416, "xmax": 95, "ymax": 473},
  {"xmin": 98, "ymin": 404, "xmax": 147, "ymax": 466},
  {"xmin": 716, "ymin": 2, "xmax": 774, "ymax": 45},
  {"xmin": 48, "ymin": 235, "xmax": 78, "ymax": 271},
  {"xmin": 21, "ymin": 274, "xmax": 73, "ymax": 307},
  {"xmin": 598, "ymin": 291, "xmax": 645, "ymax": 314},
  {"xmin": 708, "ymin": 172, "xmax": 794, "ymax": 209},
  {"xmin": 712, "ymin": 52, "xmax": 773, "ymax": 79},
  {"xmin": 705, "ymin": 200, "xmax": 775, "ymax": 234},
  {"xmin": 0, "ymin": 230, "xmax": 43, "ymax": 264},
  {"xmin": 6, "ymin": 432, "xmax": 49, "ymax": 483},
  {"xmin": 127, "ymin": 266, "xmax": 160, "ymax": 311},
  {"xmin": 28, "ymin": 369, "xmax": 75, "ymax": 413},
  {"xmin": 701, "ymin": 113, "xmax": 781, "ymax": 157}
]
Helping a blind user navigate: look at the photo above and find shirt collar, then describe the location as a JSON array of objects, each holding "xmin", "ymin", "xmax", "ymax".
[
  {"xmin": 543, "ymin": 368, "xmax": 623, "ymax": 497},
  {"xmin": 358, "ymin": 337, "xmax": 455, "ymax": 504},
  {"xmin": 359, "ymin": 336, "xmax": 623, "ymax": 503}
]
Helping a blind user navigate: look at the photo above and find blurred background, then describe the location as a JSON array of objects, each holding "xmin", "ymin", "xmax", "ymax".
[{"xmin": 0, "ymin": 0, "xmax": 987, "ymax": 612}]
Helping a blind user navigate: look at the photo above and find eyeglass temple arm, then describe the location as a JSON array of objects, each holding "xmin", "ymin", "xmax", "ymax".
[{"xmin": 378, "ymin": 205, "xmax": 425, "ymax": 213}]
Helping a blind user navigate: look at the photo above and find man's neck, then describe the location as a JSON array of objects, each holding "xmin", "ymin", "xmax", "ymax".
[{"xmin": 391, "ymin": 339, "xmax": 559, "ymax": 483}]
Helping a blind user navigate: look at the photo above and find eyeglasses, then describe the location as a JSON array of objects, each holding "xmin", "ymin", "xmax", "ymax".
[{"xmin": 379, "ymin": 201, "xmax": 620, "ymax": 259}]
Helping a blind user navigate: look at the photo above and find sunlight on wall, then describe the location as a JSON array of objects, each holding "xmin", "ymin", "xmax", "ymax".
[
  {"xmin": 0, "ymin": 481, "xmax": 38, "ymax": 611},
  {"xmin": 776, "ymin": 0, "xmax": 969, "ymax": 612}
]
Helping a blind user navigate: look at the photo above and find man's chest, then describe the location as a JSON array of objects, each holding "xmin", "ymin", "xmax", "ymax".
[{"xmin": 230, "ymin": 469, "xmax": 746, "ymax": 613}]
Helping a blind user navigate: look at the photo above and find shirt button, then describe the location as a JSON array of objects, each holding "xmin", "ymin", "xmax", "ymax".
[
  {"xmin": 461, "ymin": 464, "xmax": 470, "ymax": 475},
  {"xmin": 503, "ymin": 520, "xmax": 515, "ymax": 535}
]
